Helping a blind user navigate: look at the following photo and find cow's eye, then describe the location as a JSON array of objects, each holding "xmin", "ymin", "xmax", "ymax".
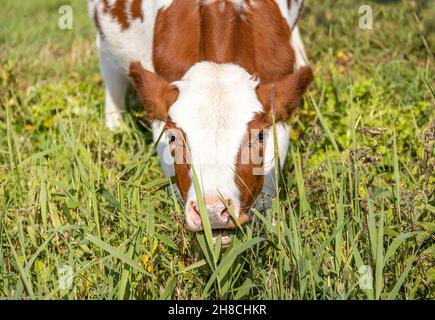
[
  {"xmin": 168, "ymin": 134, "xmax": 176, "ymax": 144},
  {"xmin": 258, "ymin": 130, "xmax": 264, "ymax": 142}
]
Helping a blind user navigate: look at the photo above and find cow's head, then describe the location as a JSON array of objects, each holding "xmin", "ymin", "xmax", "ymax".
[{"xmin": 129, "ymin": 61, "xmax": 313, "ymax": 245}]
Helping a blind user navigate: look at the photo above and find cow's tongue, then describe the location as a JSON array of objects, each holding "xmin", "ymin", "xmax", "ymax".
[{"xmin": 212, "ymin": 229, "xmax": 231, "ymax": 247}]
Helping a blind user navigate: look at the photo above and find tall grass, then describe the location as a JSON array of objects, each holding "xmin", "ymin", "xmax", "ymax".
[{"xmin": 0, "ymin": 0, "xmax": 433, "ymax": 299}]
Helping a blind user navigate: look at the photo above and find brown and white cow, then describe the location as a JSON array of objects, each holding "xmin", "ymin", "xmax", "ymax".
[{"xmin": 89, "ymin": 0, "xmax": 313, "ymax": 246}]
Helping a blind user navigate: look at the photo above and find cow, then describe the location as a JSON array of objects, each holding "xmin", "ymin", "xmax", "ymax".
[{"xmin": 88, "ymin": 0, "xmax": 313, "ymax": 246}]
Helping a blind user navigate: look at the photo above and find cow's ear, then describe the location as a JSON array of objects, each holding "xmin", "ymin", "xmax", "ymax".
[
  {"xmin": 256, "ymin": 66, "xmax": 313, "ymax": 122},
  {"xmin": 129, "ymin": 61, "xmax": 179, "ymax": 122}
]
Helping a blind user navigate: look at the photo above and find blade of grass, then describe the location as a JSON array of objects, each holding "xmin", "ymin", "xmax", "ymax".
[
  {"xmin": 375, "ymin": 208, "xmax": 384, "ymax": 300},
  {"xmin": 3, "ymin": 223, "xmax": 35, "ymax": 299},
  {"xmin": 392, "ymin": 129, "xmax": 401, "ymax": 222},
  {"xmin": 86, "ymin": 234, "xmax": 149, "ymax": 275},
  {"xmin": 387, "ymin": 255, "xmax": 416, "ymax": 300},
  {"xmin": 309, "ymin": 93, "xmax": 339, "ymax": 152},
  {"xmin": 159, "ymin": 276, "xmax": 177, "ymax": 300},
  {"xmin": 201, "ymin": 237, "xmax": 263, "ymax": 299},
  {"xmin": 191, "ymin": 167, "xmax": 214, "ymax": 260}
]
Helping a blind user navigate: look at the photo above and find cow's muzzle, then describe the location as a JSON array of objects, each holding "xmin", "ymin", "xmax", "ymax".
[{"xmin": 185, "ymin": 197, "xmax": 249, "ymax": 247}]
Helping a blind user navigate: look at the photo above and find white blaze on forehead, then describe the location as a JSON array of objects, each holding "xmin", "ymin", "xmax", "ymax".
[{"xmin": 169, "ymin": 62, "xmax": 263, "ymax": 202}]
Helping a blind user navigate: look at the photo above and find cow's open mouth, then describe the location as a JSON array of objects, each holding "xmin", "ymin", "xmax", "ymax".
[
  {"xmin": 195, "ymin": 230, "xmax": 232, "ymax": 249},
  {"xmin": 211, "ymin": 229, "xmax": 232, "ymax": 248},
  {"xmin": 188, "ymin": 213, "xmax": 250, "ymax": 248}
]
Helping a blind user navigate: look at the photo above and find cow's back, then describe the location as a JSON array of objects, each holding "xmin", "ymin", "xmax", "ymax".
[{"xmin": 89, "ymin": 0, "xmax": 305, "ymax": 76}]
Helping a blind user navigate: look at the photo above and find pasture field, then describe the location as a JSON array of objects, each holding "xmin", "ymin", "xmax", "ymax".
[{"xmin": 0, "ymin": 0, "xmax": 434, "ymax": 299}]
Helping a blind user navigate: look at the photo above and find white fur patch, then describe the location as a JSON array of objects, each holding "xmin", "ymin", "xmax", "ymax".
[
  {"xmin": 169, "ymin": 62, "xmax": 263, "ymax": 209},
  {"xmin": 288, "ymin": 0, "xmax": 304, "ymax": 29},
  {"xmin": 291, "ymin": 25, "xmax": 309, "ymax": 68},
  {"xmin": 90, "ymin": 0, "xmax": 174, "ymax": 72},
  {"xmin": 90, "ymin": 0, "xmax": 174, "ymax": 129}
]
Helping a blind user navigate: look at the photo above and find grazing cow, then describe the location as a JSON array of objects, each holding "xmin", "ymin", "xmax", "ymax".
[{"xmin": 89, "ymin": 0, "xmax": 313, "ymax": 246}]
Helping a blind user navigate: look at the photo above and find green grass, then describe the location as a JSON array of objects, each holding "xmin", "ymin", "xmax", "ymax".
[{"xmin": 0, "ymin": 0, "xmax": 434, "ymax": 299}]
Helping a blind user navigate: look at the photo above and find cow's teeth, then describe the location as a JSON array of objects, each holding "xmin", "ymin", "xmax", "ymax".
[{"xmin": 211, "ymin": 230, "xmax": 232, "ymax": 247}]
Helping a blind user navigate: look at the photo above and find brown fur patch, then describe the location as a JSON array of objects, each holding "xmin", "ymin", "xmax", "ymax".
[
  {"xmin": 165, "ymin": 120, "xmax": 191, "ymax": 200},
  {"xmin": 102, "ymin": 0, "xmax": 110, "ymax": 13},
  {"xmin": 200, "ymin": 1, "xmax": 240, "ymax": 63},
  {"xmin": 235, "ymin": 113, "xmax": 270, "ymax": 211},
  {"xmin": 98, "ymin": 0, "xmax": 129, "ymax": 30},
  {"xmin": 131, "ymin": 0, "xmax": 143, "ymax": 22},
  {"xmin": 129, "ymin": 62, "xmax": 179, "ymax": 122},
  {"xmin": 99, "ymin": 0, "xmax": 143, "ymax": 31},
  {"xmin": 153, "ymin": 0, "xmax": 202, "ymax": 82},
  {"xmin": 152, "ymin": 0, "xmax": 296, "ymax": 83},
  {"xmin": 256, "ymin": 66, "xmax": 314, "ymax": 122},
  {"xmin": 236, "ymin": 0, "xmax": 295, "ymax": 83}
]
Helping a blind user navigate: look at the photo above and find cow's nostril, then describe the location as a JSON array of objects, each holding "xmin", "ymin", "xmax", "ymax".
[
  {"xmin": 192, "ymin": 202, "xmax": 199, "ymax": 214},
  {"xmin": 188, "ymin": 201, "xmax": 201, "ymax": 226},
  {"xmin": 188, "ymin": 197, "xmax": 236, "ymax": 230},
  {"xmin": 220, "ymin": 208, "xmax": 229, "ymax": 222},
  {"xmin": 209, "ymin": 198, "xmax": 232, "ymax": 224},
  {"xmin": 221, "ymin": 199, "xmax": 232, "ymax": 220}
]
